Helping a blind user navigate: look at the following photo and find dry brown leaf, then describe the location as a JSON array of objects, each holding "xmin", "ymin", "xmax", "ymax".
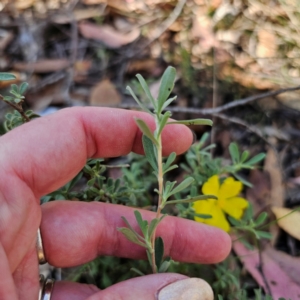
[
  {"xmin": 13, "ymin": 59, "xmax": 70, "ymax": 73},
  {"xmin": 79, "ymin": 22, "xmax": 140, "ymax": 48},
  {"xmin": 264, "ymin": 148, "xmax": 284, "ymax": 208},
  {"xmin": 271, "ymin": 206, "xmax": 300, "ymax": 241},
  {"xmin": 15, "ymin": 0, "xmax": 35, "ymax": 10},
  {"xmin": 256, "ymin": 29, "xmax": 277, "ymax": 58},
  {"xmin": 52, "ymin": 8, "xmax": 105, "ymax": 24},
  {"xmin": 89, "ymin": 79, "xmax": 121, "ymax": 106},
  {"xmin": 219, "ymin": 65, "xmax": 279, "ymax": 90},
  {"xmin": 233, "ymin": 241, "xmax": 300, "ymax": 299},
  {"xmin": 246, "ymin": 169, "xmax": 271, "ymax": 215}
]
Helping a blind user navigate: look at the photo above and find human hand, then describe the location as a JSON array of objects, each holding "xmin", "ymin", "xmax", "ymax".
[{"xmin": 0, "ymin": 107, "xmax": 231, "ymax": 300}]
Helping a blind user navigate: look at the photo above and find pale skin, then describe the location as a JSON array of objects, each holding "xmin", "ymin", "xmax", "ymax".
[{"xmin": 0, "ymin": 107, "xmax": 231, "ymax": 300}]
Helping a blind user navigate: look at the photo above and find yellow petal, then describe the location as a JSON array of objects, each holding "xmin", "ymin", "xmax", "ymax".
[
  {"xmin": 202, "ymin": 175, "xmax": 219, "ymax": 197},
  {"xmin": 193, "ymin": 200, "xmax": 230, "ymax": 232},
  {"xmin": 219, "ymin": 177, "xmax": 243, "ymax": 199},
  {"xmin": 221, "ymin": 197, "xmax": 249, "ymax": 219}
]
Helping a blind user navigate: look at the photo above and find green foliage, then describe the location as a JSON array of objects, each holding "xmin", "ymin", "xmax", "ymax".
[
  {"xmin": 0, "ymin": 73, "xmax": 16, "ymax": 81},
  {"xmin": 230, "ymin": 204, "xmax": 272, "ymax": 244},
  {"xmin": 4, "ymin": 110, "xmax": 39, "ymax": 131},
  {"xmin": 181, "ymin": 133, "xmax": 265, "ymax": 188},
  {"xmin": 121, "ymin": 66, "xmax": 213, "ymax": 273}
]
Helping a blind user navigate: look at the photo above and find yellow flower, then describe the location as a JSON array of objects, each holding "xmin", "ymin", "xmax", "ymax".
[{"xmin": 193, "ymin": 175, "xmax": 249, "ymax": 232}]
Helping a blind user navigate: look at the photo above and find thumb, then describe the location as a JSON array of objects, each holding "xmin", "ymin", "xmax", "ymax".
[{"xmin": 51, "ymin": 274, "xmax": 214, "ymax": 300}]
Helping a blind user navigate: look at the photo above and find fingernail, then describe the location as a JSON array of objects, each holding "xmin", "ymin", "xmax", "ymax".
[
  {"xmin": 157, "ymin": 278, "xmax": 213, "ymax": 300},
  {"xmin": 191, "ymin": 130, "xmax": 197, "ymax": 144}
]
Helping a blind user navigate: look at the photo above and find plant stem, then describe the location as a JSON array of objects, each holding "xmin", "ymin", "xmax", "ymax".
[
  {"xmin": 0, "ymin": 95, "xmax": 30, "ymax": 122},
  {"xmin": 150, "ymin": 115, "xmax": 164, "ymax": 273}
]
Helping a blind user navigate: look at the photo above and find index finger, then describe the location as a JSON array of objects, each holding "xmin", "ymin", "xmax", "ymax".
[{"xmin": 0, "ymin": 107, "xmax": 193, "ymax": 197}]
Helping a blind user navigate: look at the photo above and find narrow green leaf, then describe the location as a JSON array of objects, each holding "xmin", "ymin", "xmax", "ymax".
[
  {"xmin": 161, "ymin": 96, "xmax": 177, "ymax": 111},
  {"xmin": 130, "ymin": 268, "xmax": 145, "ymax": 276},
  {"xmin": 165, "ymin": 194, "xmax": 217, "ymax": 205},
  {"xmin": 168, "ymin": 118, "xmax": 213, "ymax": 126},
  {"xmin": 157, "ymin": 66, "xmax": 176, "ymax": 113},
  {"xmin": 10, "ymin": 84, "xmax": 19, "ymax": 94},
  {"xmin": 0, "ymin": 73, "xmax": 16, "ymax": 81},
  {"xmin": 165, "ymin": 152, "xmax": 176, "ymax": 170},
  {"xmin": 256, "ymin": 231, "xmax": 272, "ymax": 240},
  {"xmin": 142, "ymin": 135, "xmax": 157, "ymax": 171},
  {"xmin": 245, "ymin": 153, "xmax": 266, "ymax": 166},
  {"xmin": 168, "ymin": 177, "xmax": 194, "ymax": 195},
  {"xmin": 158, "ymin": 260, "xmax": 171, "ymax": 273},
  {"xmin": 148, "ymin": 214, "xmax": 167, "ymax": 239},
  {"xmin": 163, "ymin": 164, "xmax": 178, "ymax": 174},
  {"xmin": 3, "ymin": 96, "xmax": 14, "ymax": 101},
  {"xmin": 255, "ymin": 212, "xmax": 268, "ymax": 227},
  {"xmin": 134, "ymin": 210, "xmax": 148, "ymax": 236},
  {"xmin": 229, "ymin": 142, "xmax": 240, "ymax": 164},
  {"xmin": 19, "ymin": 82, "xmax": 29, "ymax": 95},
  {"xmin": 135, "ymin": 118, "xmax": 158, "ymax": 145},
  {"xmin": 163, "ymin": 181, "xmax": 177, "ymax": 199},
  {"xmin": 155, "ymin": 237, "xmax": 164, "ymax": 269},
  {"xmin": 121, "ymin": 216, "xmax": 145, "ymax": 240},
  {"xmin": 157, "ymin": 111, "xmax": 172, "ymax": 137},
  {"xmin": 240, "ymin": 150, "xmax": 250, "ymax": 163},
  {"xmin": 117, "ymin": 227, "xmax": 147, "ymax": 247},
  {"xmin": 136, "ymin": 74, "xmax": 156, "ymax": 108},
  {"xmin": 233, "ymin": 173, "xmax": 253, "ymax": 188},
  {"xmin": 193, "ymin": 213, "xmax": 212, "ymax": 219},
  {"xmin": 126, "ymin": 86, "xmax": 152, "ymax": 114}
]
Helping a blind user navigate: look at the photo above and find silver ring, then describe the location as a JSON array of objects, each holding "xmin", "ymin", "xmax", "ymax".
[
  {"xmin": 37, "ymin": 228, "xmax": 47, "ymax": 264},
  {"xmin": 39, "ymin": 274, "xmax": 55, "ymax": 300}
]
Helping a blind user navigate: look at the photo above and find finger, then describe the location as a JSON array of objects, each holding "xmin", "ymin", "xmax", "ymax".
[
  {"xmin": 51, "ymin": 274, "xmax": 187, "ymax": 300},
  {"xmin": 41, "ymin": 201, "xmax": 231, "ymax": 267},
  {"xmin": 0, "ymin": 107, "xmax": 193, "ymax": 198}
]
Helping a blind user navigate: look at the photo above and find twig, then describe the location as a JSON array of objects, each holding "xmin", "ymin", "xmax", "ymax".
[
  {"xmin": 0, "ymin": 95, "xmax": 30, "ymax": 122},
  {"xmin": 148, "ymin": 0, "xmax": 186, "ymax": 42},
  {"xmin": 119, "ymin": 84, "xmax": 300, "ymax": 115},
  {"xmin": 203, "ymin": 85, "xmax": 300, "ymax": 114}
]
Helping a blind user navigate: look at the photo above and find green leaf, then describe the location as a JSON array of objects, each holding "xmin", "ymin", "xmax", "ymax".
[
  {"xmin": 14, "ymin": 98, "xmax": 22, "ymax": 104},
  {"xmin": 157, "ymin": 66, "xmax": 176, "ymax": 113},
  {"xmin": 165, "ymin": 194, "xmax": 217, "ymax": 205},
  {"xmin": 121, "ymin": 216, "xmax": 144, "ymax": 240},
  {"xmin": 255, "ymin": 212, "xmax": 268, "ymax": 227},
  {"xmin": 229, "ymin": 142, "xmax": 240, "ymax": 164},
  {"xmin": 256, "ymin": 231, "xmax": 272, "ymax": 240},
  {"xmin": 135, "ymin": 118, "xmax": 158, "ymax": 146},
  {"xmin": 155, "ymin": 237, "xmax": 164, "ymax": 269},
  {"xmin": 117, "ymin": 227, "xmax": 147, "ymax": 247},
  {"xmin": 19, "ymin": 82, "xmax": 29, "ymax": 95},
  {"xmin": 158, "ymin": 259, "xmax": 171, "ymax": 273},
  {"xmin": 233, "ymin": 173, "xmax": 253, "ymax": 188},
  {"xmin": 245, "ymin": 153, "xmax": 266, "ymax": 166},
  {"xmin": 130, "ymin": 268, "xmax": 145, "ymax": 276},
  {"xmin": 0, "ymin": 73, "xmax": 16, "ymax": 81},
  {"xmin": 240, "ymin": 150, "xmax": 250, "ymax": 163},
  {"xmin": 126, "ymin": 86, "xmax": 151, "ymax": 114},
  {"xmin": 10, "ymin": 84, "xmax": 19, "ymax": 94},
  {"xmin": 136, "ymin": 74, "xmax": 156, "ymax": 108},
  {"xmin": 142, "ymin": 135, "xmax": 157, "ymax": 171},
  {"xmin": 157, "ymin": 111, "xmax": 172, "ymax": 137},
  {"xmin": 167, "ymin": 118, "xmax": 213, "ymax": 126},
  {"xmin": 134, "ymin": 210, "xmax": 148, "ymax": 236},
  {"xmin": 193, "ymin": 213, "xmax": 212, "ymax": 219},
  {"xmin": 163, "ymin": 165, "xmax": 178, "ymax": 174},
  {"xmin": 148, "ymin": 214, "xmax": 166, "ymax": 239},
  {"xmin": 168, "ymin": 177, "xmax": 194, "ymax": 195},
  {"xmin": 164, "ymin": 152, "xmax": 176, "ymax": 170},
  {"xmin": 161, "ymin": 96, "xmax": 177, "ymax": 111}
]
